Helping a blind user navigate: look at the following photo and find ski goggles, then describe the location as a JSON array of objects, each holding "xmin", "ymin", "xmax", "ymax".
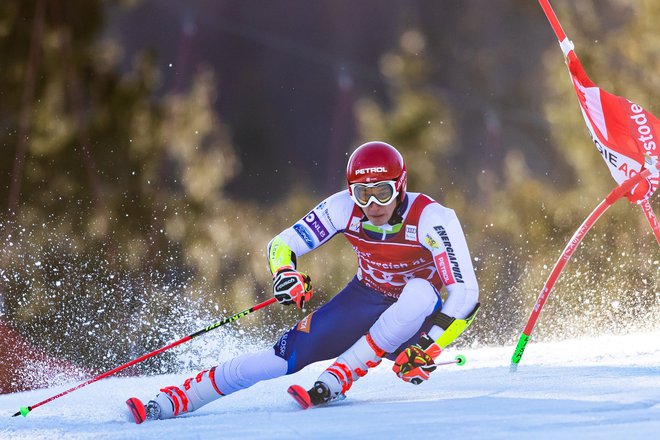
[{"xmin": 349, "ymin": 180, "xmax": 399, "ymax": 208}]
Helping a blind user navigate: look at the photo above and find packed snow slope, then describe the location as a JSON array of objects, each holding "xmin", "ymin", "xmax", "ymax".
[{"xmin": 1, "ymin": 331, "xmax": 659, "ymax": 440}]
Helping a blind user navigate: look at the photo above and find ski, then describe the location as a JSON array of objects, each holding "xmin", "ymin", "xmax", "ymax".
[
  {"xmin": 126, "ymin": 397, "xmax": 147, "ymax": 424},
  {"xmin": 287, "ymin": 385, "xmax": 313, "ymax": 410},
  {"xmin": 288, "ymin": 381, "xmax": 346, "ymax": 410}
]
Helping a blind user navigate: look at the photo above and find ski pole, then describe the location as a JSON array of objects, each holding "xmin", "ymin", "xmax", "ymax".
[
  {"xmin": 12, "ymin": 297, "xmax": 277, "ymax": 418},
  {"xmin": 433, "ymin": 354, "xmax": 466, "ymax": 367},
  {"xmin": 510, "ymin": 167, "xmax": 655, "ymax": 371}
]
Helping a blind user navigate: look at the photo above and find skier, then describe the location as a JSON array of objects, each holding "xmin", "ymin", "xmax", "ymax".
[{"xmin": 128, "ymin": 141, "xmax": 480, "ymax": 423}]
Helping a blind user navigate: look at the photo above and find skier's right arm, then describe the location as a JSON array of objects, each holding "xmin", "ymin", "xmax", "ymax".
[
  {"xmin": 267, "ymin": 191, "xmax": 353, "ymax": 308},
  {"xmin": 268, "ymin": 236, "xmax": 313, "ymax": 308}
]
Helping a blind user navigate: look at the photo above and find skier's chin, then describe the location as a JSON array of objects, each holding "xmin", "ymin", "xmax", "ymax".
[
  {"xmin": 364, "ymin": 202, "xmax": 395, "ymax": 226},
  {"xmin": 368, "ymin": 214, "xmax": 389, "ymax": 226}
]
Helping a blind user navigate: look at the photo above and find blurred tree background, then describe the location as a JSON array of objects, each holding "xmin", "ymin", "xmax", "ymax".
[{"xmin": 0, "ymin": 0, "xmax": 658, "ymax": 391}]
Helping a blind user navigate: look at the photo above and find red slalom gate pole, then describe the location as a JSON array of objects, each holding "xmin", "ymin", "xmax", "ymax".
[
  {"xmin": 640, "ymin": 200, "xmax": 660, "ymax": 246},
  {"xmin": 538, "ymin": 0, "xmax": 567, "ymax": 42},
  {"xmin": 12, "ymin": 297, "xmax": 277, "ymax": 417},
  {"xmin": 510, "ymin": 167, "xmax": 656, "ymax": 370}
]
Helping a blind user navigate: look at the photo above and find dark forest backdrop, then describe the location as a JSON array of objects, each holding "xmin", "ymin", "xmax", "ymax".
[{"xmin": 1, "ymin": 0, "xmax": 658, "ymax": 392}]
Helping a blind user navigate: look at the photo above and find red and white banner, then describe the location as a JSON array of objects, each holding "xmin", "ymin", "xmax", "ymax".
[{"xmin": 563, "ymin": 47, "xmax": 659, "ymax": 203}]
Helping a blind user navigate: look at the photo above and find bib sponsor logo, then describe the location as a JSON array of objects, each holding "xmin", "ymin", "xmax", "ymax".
[
  {"xmin": 355, "ymin": 167, "xmax": 387, "ymax": 175},
  {"xmin": 434, "ymin": 252, "xmax": 455, "ymax": 285},
  {"xmin": 405, "ymin": 225, "xmax": 417, "ymax": 241},
  {"xmin": 304, "ymin": 211, "xmax": 330, "ymax": 241},
  {"xmin": 433, "ymin": 226, "xmax": 464, "ymax": 283},
  {"xmin": 319, "ymin": 207, "xmax": 335, "ymax": 230},
  {"xmin": 349, "ymin": 216, "xmax": 362, "ymax": 233},
  {"xmin": 296, "ymin": 312, "xmax": 314, "ymax": 333},
  {"xmin": 293, "ymin": 224, "xmax": 314, "ymax": 249},
  {"xmin": 425, "ymin": 234, "xmax": 439, "ymax": 248}
]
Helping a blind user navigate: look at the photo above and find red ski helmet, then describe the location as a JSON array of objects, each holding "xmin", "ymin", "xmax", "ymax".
[{"xmin": 346, "ymin": 141, "xmax": 407, "ymax": 204}]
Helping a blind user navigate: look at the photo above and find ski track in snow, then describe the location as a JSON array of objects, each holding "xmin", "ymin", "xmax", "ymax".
[{"xmin": 1, "ymin": 331, "xmax": 659, "ymax": 440}]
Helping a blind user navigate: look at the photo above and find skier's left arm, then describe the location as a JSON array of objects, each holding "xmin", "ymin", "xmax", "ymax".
[
  {"xmin": 422, "ymin": 205, "xmax": 480, "ymax": 349},
  {"xmin": 393, "ymin": 204, "xmax": 479, "ymax": 384}
]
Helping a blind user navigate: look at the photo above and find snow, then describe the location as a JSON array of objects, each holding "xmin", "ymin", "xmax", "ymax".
[{"xmin": 2, "ymin": 331, "xmax": 659, "ymax": 439}]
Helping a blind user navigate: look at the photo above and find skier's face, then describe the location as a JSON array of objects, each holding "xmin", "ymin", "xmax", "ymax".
[{"xmin": 363, "ymin": 198, "xmax": 397, "ymax": 226}]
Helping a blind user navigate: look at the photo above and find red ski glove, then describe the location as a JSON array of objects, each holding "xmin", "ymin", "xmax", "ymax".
[
  {"xmin": 392, "ymin": 334, "xmax": 441, "ymax": 385},
  {"xmin": 273, "ymin": 269, "xmax": 313, "ymax": 309}
]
